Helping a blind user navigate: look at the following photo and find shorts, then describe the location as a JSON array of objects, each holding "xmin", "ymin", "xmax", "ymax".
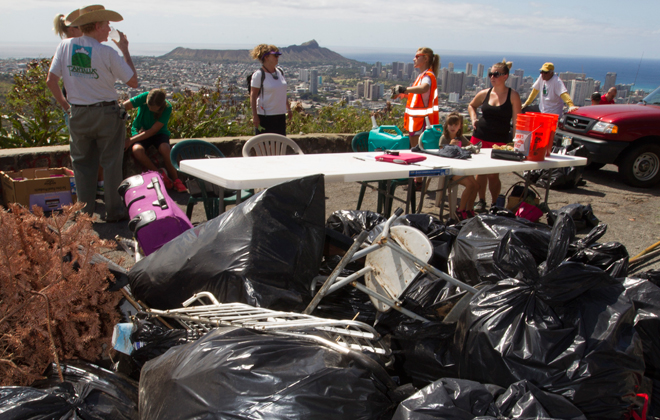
[
  {"xmin": 408, "ymin": 121, "xmax": 427, "ymax": 138},
  {"xmin": 470, "ymin": 135, "xmax": 506, "ymax": 149},
  {"xmin": 134, "ymin": 133, "xmax": 170, "ymax": 150},
  {"xmin": 256, "ymin": 114, "xmax": 287, "ymax": 136}
]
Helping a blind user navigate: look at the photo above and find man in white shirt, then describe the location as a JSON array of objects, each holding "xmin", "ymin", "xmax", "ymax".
[
  {"xmin": 522, "ymin": 62, "xmax": 578, "ymax": 117},
  {"xmin": 47, "ymin": 5, "xmax": 138, "ymax": 222}
]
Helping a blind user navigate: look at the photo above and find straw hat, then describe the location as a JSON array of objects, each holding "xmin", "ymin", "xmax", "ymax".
[
  {"xmin": 68, "ymin": 5, "xmax": 123, "ymax": 27},
  {"xmin": 64, "ymin": 9, "xmax": 81, "ymax": 26}
]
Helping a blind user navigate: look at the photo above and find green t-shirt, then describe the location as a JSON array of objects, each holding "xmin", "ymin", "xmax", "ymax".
[{"xmin": 129, "ymin": 91, "xmax": 172, "ymax": 137}]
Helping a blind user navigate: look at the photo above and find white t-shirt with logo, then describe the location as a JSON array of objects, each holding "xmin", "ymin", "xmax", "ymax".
[
  {"xmin": 251, "ymin": 68, "xmax": 288, "ymax": 116},
  {"xmin": 49, "ymin": 35, "xmax": 134, "ymax": 105},
  {"xmin": 532, "ymin": 74, "xmax": 568, "ymax": 116}
]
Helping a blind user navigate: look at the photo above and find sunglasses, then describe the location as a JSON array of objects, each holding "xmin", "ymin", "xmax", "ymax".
[
  {"xmin": 414, "ymin": 54, "xmax": 427, "ymax": 59},
  {"xmin": 264, "ymin": 51, "xmax": 282, "ymax": 58},
  {"xmin": 488, "ymin": 71, "xmax": 506, "ymax": 78},
  {"xmin": 540, "ymin": 70, "xmax": 550, "ymax": 74}
]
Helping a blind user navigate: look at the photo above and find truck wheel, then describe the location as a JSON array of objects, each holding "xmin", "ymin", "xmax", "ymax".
[{"xmin": 619, "ymin": 144, "xmax": 660, "ymax": 188}]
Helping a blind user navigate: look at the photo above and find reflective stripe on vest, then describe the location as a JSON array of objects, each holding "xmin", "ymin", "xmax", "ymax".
[{"xmin": 404, "ymin": 69, "xmax": 439, "ymax": 133}]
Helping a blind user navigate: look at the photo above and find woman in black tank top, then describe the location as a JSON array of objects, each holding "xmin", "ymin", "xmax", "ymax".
[{"xmin": 467, "ymin": 60, "xmax": 522, "ymax": 212}]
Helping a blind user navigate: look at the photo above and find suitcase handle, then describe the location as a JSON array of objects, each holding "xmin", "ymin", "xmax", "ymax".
[
  {"xmin": 128, "ymin": 210, "xmax": 156, "ymax": 233},
  {"xmin": 148, "ymin": 176, "xmax": 169, "ymax": 210}
]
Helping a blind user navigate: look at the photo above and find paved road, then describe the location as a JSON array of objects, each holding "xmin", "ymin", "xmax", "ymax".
[{"xmin": 94, "ymin": 164, "xmax": 660, "ymax": 274}]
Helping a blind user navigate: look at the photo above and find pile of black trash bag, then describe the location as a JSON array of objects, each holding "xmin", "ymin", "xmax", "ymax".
[
  {"xmin": 128, "ymin": 175, "xmax": 326, "ymax": 312},
  {"xmin": 0, "ymin": 361, "xmax": 139, "ymax": 420}
]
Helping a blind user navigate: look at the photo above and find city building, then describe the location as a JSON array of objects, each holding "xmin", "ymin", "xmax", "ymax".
[
  {"xmin": 466, "ymin": 63, "xmax": 473, "ymax": 76},
  {"xmin": 604, "ymin": 72, "xmax": 617, "ymax": 91},
  {"xmin": 448, "ymin": 92, "xmax": 460, "ymax": 103},
  {"xmin": 514, "ymin": 69, "xmax": 524, "ymax": 78},
  {"xmin": 448, "ymin": 62, "xmax": 454, "ymax": 72},
  {"xmin": 310, "ymin": 69, "xmax": 318, "ymax": 94},
  {"xmin": 477, "ymin": 63, "xmax": 484, "ymax": 79}
]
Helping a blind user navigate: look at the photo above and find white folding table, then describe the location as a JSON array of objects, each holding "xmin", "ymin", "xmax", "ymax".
[{"xmin": 179, "ymin": 150, "xmax": 587, "ymax": 215}]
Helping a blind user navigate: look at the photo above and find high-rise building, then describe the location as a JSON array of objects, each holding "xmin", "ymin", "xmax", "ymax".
[
  {"xmin": 310, "ymin": 69, "xmax": 318, "ymax": 94},
  {"xmin": 566, "ymin": 78, "xmax": 595, "ymax": 107},
  {"xmin": 465, "ymin": 63, "xmax": 473, "ymax": 76},
  {"xmin": 364, "ymin": 79, "xmax": 373, "ymax": 100},
  {"xmin": 375, "ymin": 61, "xmax": 382, "ymax": 75},
  {"xmin": 370, "ymin": 84, "xmax": 381, "ymax": 100},
  {"xmin": 404, "ymin": 63, "xmax": 414, "ymax": 78},
  {"xmin": 506, "ymin": 75, "xmax": 521, "ymax": 91},
  {"xmin": 448, "ymin": 72, "xmax": 465, "ymax": 96},
  {"xmin": 448, "ymin": 92, "xmax": 460, "ymax": 103},
  {"xmin": 559, "ymin": 72, "xmax": 585, "ymax": 83},
  {"xmin": 477, "ymin": 63, "xmax": 484, "ymax": 79},
  {"xmin": 448, "ymin": 62, "xmax": 454, "ymax": 72},
  {"xmin": 359, "ymin": 66, "xmax": 366, "ymax": 76},
  {"xmin": 604, "ymin": 72, "xmax": 617, "ymax": 91},
  {"xmin": 514, "ymin": 69, "xmax": 524, "ymax": 78},
  {"xmin": 440, "ymin": 68, "xmax": 449, "ymax": 93},
  {"xmin": 372, "ymin": 67, "xmax": 379, "ymax": 78},
  {"xmin": 357, "ymin": 82, "xmax": 364, "ymax": 98},
  {"xmin": 391, "ymin": 62, "xmax": 402, "ymax": 76},
  {"xmin": 299, "ymin": 69, "xmax": 309, "ymax": 82}
]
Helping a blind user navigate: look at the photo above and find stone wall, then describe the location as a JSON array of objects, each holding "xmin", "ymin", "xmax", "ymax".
[{"xmin": 0, "ymin": 134, "xmax": 354, "ymax": 179}]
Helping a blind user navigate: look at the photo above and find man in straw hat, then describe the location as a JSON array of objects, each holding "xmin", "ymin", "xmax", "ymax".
[{"xmin": 47, "ymin": 5, "xmax": 138, "ymax": 222}]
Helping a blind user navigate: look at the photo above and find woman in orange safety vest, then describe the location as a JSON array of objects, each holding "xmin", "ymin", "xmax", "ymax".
[
  {"xmin": 393, "ymin": 47, "xmax": 440, "ymax": 189},
  {"xmin": 397, "ymin": 47, "xmax": 440, "ymax": 148}
]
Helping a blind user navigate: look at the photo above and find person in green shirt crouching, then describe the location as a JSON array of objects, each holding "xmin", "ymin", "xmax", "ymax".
[{"xmin": 123, "ymin": 89, "xmax": 186, "ymax": 192}]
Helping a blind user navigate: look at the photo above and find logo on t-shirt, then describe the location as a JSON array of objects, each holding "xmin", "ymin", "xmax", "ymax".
[
  {"xmin": 543, "ymin": 83, "xmax": 548, "ymax": 96},
  {"xmin": 67, "ymin": 44, "xmax": 99, "ymax": 79}
]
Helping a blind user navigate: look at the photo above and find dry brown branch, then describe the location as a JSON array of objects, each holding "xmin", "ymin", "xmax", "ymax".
[{"xmin": 0, "ymin": 203, "xmax": 122, "ymax": 386}]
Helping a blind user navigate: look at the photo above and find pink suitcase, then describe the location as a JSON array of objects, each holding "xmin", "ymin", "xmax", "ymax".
[{"xmin": 118, "ymin": 171, "xmax": 193, "ymax": 256}]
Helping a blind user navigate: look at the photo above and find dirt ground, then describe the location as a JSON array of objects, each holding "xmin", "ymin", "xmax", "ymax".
[{"xmin": 93, "ymin": 163, "xmax": 660, "ymax": 275}]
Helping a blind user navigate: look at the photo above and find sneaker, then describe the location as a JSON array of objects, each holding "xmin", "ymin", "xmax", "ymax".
[
  {"xmin": 474, "ymin": 199, "xmax": 487, "ymax": 213},
  {"xmin": 173, "ymin": 178, "xmax": 187, "ymax": 193},
  {"xmin": 159, "ymin": 168, "xmax": 173, "ymax": 189},
  {"xmin": 456, "ymin": 210, "xmax": 469, "ymax": 221},
  {"xmin": 467, "ymin": 210, "xmax": 476, "ymax": 218},
  {"xmin": 96, "ymin": 185, "xmax": 104, "ymax": 196}
]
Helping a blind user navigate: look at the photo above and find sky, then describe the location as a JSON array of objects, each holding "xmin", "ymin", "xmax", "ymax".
[{"xmin": 0, "ymin": 0, "xmax": 659, "ymax": 59}]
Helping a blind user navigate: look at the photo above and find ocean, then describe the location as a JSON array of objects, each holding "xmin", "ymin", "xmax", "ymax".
[{"xmin": 335, "ymin": 50, "xmax": 660, "ymax": 93}]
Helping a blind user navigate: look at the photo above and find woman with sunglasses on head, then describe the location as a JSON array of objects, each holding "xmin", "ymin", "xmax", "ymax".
[
  {"xmin": 393, "ymin": 47, "xmax": 440, "ymax": 189},
  {"xmin": 468, "ymin": 60, "xmax": 521, "ymax": 213},
  {"xmin": 249, "ymin": 44, "xmax": 292, "ymax": 136}
]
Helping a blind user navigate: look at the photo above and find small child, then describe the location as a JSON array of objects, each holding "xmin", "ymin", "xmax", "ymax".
[
  {"xmin": 123, "ymin": 89, "xmax": 186, "ymax": 192},
  {"xmin": 439, "ymin": 112, "xmax": 479, "ymax": 220}
]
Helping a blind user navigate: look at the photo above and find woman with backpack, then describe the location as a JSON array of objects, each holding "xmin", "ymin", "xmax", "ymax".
[{"xmin": 249, "ymin": 44, "xmax": 292, "ymax": 136}]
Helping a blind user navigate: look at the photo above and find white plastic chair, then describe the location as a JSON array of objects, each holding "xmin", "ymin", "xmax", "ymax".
[{"xmin": 242, "ymin": 133, "xmax": 304, "ymax": 157}]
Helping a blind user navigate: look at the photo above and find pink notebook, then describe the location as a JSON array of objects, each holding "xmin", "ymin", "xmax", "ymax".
[{"xmin": 375, "ymin": 152, "xmax": 427, "ymax": 165}]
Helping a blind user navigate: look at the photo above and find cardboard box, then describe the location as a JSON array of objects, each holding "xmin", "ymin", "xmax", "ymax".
[{"xmin": 1, "ymin": 167, "xmax": 77, "ymax": 211}]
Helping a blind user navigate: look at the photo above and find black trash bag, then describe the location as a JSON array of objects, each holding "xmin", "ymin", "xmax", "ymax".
[
  {"xmin": 139, "ymin": 326, "xmax": 397, "ymax": 420},
  {"xmin": 0, "ymin": 361, "xmax": 139, "ymax": 420},
  {"xmin": 326, "ymin": 209, "xmax": 387, "ymax": 238},
  {"xmin": 128, "ymin": 175, "xmax": 326, "ymax": 310},
  {"xmin": 621, "ymin": 277, "xmax": 660, "ymax": 381},
  {"xmin": 448, "ymin": 215, "xmax": 552, "ymax": 285},
  {"xmin": 566, "ymin": 240, "xmax": 629, "ymax": 277},
  {"xmin": 547, "ymin": 203, "xmax": 599, "ymax": 231},
  {"xmin": 393, "ymin": 378, "xmax": 586, "ymax": 420},
  {"xmin": 402, "ymin": 214, "xmax": 456, "ymax": 272},
  {"xmin": 525, "ymin": 145, "xmax": 588, "ymax": 190},
  {"xmin": 454, "ymin": 262, "xmax": 645, "ymax": 419},
  {"xmin": 130, "ymin": 317, "xmax": 204, "ymax": 368},
  {"xmin": 387, "ymin": 319, "xmax": 459, "ymax": 388},
  {"xmin": 634, "ymin": 268, "xmax": 660, "ymax": 288}
]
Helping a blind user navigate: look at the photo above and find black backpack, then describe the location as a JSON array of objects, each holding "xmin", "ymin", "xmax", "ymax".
[{"xmin": 246, "ymin": 67, "xmax": 284, "ymax": 94}]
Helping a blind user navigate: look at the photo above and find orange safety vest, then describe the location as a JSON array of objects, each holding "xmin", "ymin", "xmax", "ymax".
[{"xmin": 404, "ymin": 69, "xmax": 439, "ymax": 133}]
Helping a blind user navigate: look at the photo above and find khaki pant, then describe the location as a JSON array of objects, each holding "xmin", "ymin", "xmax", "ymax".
[{"xmin": 69, "ymin": 104, "xmax": 126, "ymax": 220}]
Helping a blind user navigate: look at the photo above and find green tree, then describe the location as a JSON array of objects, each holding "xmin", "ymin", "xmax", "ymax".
[{"xmin": 0, "ymin": 59, "xmax": 68, "ymax": 148}]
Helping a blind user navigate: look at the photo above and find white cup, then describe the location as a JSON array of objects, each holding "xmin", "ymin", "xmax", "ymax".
[{"xmin": 109, "ymin": 26, "xmax": 120, "ymax": 42}]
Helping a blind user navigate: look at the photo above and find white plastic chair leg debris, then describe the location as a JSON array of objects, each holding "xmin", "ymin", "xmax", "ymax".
[{"xmin": 305, "ymin": 208, "xmax": 478, "ymax": 323}]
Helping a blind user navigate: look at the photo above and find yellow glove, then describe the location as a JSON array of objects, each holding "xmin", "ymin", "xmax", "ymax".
[
  {"xmin": 560, "ymin": 92, "xmax": 576, "ymax": 109},
  {"xmin": 522, "ymin": 89, "xmax": 539, "ymax": 109}
]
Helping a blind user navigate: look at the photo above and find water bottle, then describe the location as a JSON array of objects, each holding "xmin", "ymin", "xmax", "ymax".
[{"xmin": 108, "ymin": 26, "xmax": 120, "ymax": 42}]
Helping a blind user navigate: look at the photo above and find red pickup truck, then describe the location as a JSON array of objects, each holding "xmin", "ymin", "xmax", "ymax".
[{"xmin": 555, "ymin": 86, "xmax": 660, "ymax": 188}]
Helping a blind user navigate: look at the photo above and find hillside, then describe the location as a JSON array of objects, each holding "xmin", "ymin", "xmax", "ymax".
[{"xmin": 160, "ymin": 40, "xmax": 360, "ymax": 65}]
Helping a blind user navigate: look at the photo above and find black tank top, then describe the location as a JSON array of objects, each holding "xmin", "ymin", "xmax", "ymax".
[{"xmin": 473, "ymin": 87, "xmax": 513, "ymax": 144}]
